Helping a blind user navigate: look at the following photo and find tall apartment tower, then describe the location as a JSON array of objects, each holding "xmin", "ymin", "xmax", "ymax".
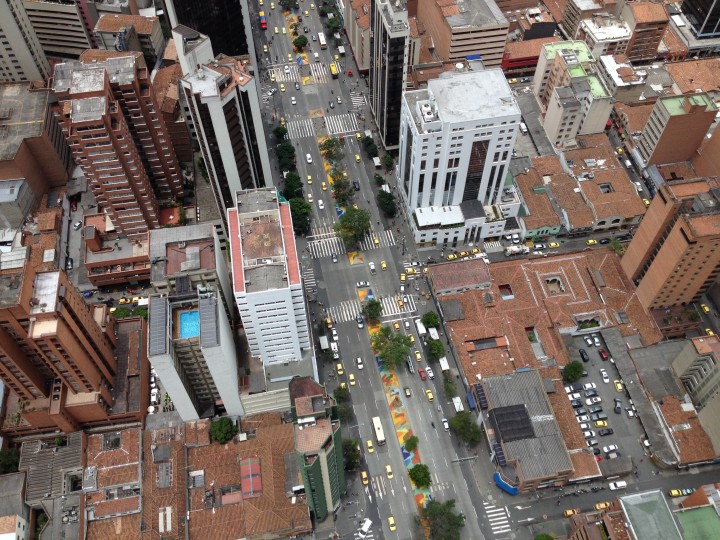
[
  {"xmin": 164, "ymin": 0, "xmax": 248, "ymax": 56},
  {"xmin": 290, "ymin": 377, "xmax": 346, "ymax": 522},
  {"xmin": 228, "ymin": 188, "xmax": 317, "ymax": 387},
  {"xmin": 370, "ymin": 0, "xmax": 409, "ymax": 150},
  {"xmin": 0, "ymin": 266, "xmax": 117, "ymax": 433},
  {"xmin": 147, "ymin": 225, "xmax": 243, "ymax": 421},
  {"xmin": 22, "ymin": 0, "xmax": 94, "ymax": 60},
  {"xmin": 636, "ymin": 93, "xmax": 717, "ymax": 167},
  {"xmin": 621, "ymin": 178, "xmax": 720, "ymax": 310},
  {"xmin": 0, "ymin": 0, "xmax": 50, "ymax": 82},
  {"xmin": 681, "ymin": 0, "xmax": 720, "ymax": 38},
  {"xmin": 175, "ymin": 25, "xmax": 270, "ymax": 226},
  {"xmin": 53, "ymin": 53, "xmax": 184, "ymax": 237},
  {"xmin": 397, "ymin": 69, "xmax": 521, "ymax": 246}
]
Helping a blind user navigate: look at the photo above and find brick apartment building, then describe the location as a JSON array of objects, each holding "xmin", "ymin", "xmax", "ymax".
[
  {"xmin": 621, "ymin": 1, "xmax": 669, "ymax": 62},
  {"xmin": 52, "ymin": 52, "xmax": 183, "ymax": 237}
]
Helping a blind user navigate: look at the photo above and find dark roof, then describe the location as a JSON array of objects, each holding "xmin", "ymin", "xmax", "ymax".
[
  {"xmin": 524, "ymin": 23, "xmax": 558, "ymax": 40},
  {"xmin": 489, "ymin": 404, "xmax": 535, "ymax": 442},
  {"xmin": 288, "ymin": 377, "xmax": 325, "ymax": 406}
]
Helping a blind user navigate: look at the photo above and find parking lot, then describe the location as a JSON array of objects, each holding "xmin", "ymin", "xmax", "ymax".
[{"xmin": 566, "ymin": 332, "xmax": 648, "ymax": 467}]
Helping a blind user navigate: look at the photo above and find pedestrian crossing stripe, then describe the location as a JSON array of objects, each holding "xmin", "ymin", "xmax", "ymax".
[
  {"xmin": 309, "ymin": 225, "xmax": 337, "ymax": 238},
  {"xmin": 349, "ymin": 91, "xmax": 366, "ymax": 109},
  {"xmin": 359, "ymin": 230, "xmax": 395, "ymax": 251},
  {"xmin": 268, "ymin": 65, "xmax": 300, "ymax": 82},
  {"xmin": 307, "ymin": 236, "xmax": 346, "ymax": 260},
  {"xmin": 310, "ymin": 63, "xmax": 330, "ymax": 84},
  {"xmin": 286, "ymin": 118, "xmax": 315, "ymax": 139},
  {"xmin": 326, "ymin": 113, "xmax": 359, "ymax": 136},
  {"xmin": 483, "ymin": 503, "xmax": 511, "ymax": 535},
  {"xmin": 325, "ymin": 294, "xmax": 417, "ymax": 324}
]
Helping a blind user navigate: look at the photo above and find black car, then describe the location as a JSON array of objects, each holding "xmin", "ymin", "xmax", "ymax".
[
  {"xmin": 66, "ymin": 257, "xmax": 74, "ymax": 270},
  {"xmin": 352, "ymin": 181, "xmax": 360, "ymax": 191},
  {"xmin": 571, "ymin": 400, "xmax": 583, "ymax": 408},
  {"xmin": 585, "ymin": 389, "xmax": 598, "ymax": 398},
  {"xmin": 295, "ymin": 82, "xmax": 301, "ymax": 90},
  {"xmin": 600, "ymin": 238, "xmax": 610, "ymax": 244},
  {"xmin": 579, "ymin": 349, "xmax": 590, "ymax": 362},
  {"xmin": 614, "ymin": 398, "xmax": 622, "ymax": 414},
  {"xmin": 599, "ymin": 428, "xmax": 614, "ymax": 436},
  {"xmin": 331, "ymin": 253, "xmax": 338, "ymax": 263},
  {"xmin": 575, "ymin": 408, "xmax": 588, "ymax": 416},
  {"xmin": 590, "ymin": 412, "xmax": 608, "ymax": 421},
  {"xmin": 592, "ymin": 447, "xmax": 601, "ymax": 455},
  {"xmin": 588, "ymin": 405, "xmax": 603, "ymax": 414}
]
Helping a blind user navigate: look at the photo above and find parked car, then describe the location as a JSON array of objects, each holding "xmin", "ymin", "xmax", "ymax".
[
  {"xmin": 614, "ymin": 398, "xmax": 622, "ymax": 414},
  {"xmin": 598, "ymin": 348, "xmax": 609, "ymax": 360},
  {"xmin": 585, "ymin": 397, "xmax": 602, "ymax": 406},
  {"xmin": 442, "ymin": 418, "xmax": 449, "ymax": 431},
  {"xmin": 418, "ymin": 368, "xmax": 427, "ymax": 381},
  {"xmin": 576, "ymin": 415, "xmax": 590, "ymax": 422},
  {"xmin": 668, "ymin": 488, "xmax": 695, "ymax": 497},
  {"xmin": 584, "ymin": 336, "xmax": 594, "ymax": 347},
  {"xmin": 571, "ymin": 400, "xmax": 583, "ymax": 408},
  {"xmin": 426, "ymin": 367, "xmax": 435, "ymax": 380},
  {"xmin": 575, "ymin": 408, "xmax": 588, "ymax": 416},
  {"xmin": 585, "ymin": 389, "xmax": 598, "ymax": 398},
  {"xmin": 590, "ymin": 412, "xmax": 608, "ymax": 421},
  {"xmin": 593, "ymin": 334, "xmax": 601, "ymax": 347},
  {"xmin": 601, "ymin": 369, "xmax": 610, "ymax": 383},
  {"xmin": 588, "ymin": 405, "xmax": 603, "ymax": 414},
  {"xmin": 602, "ymin": 444, "xmax": 618, "ymax": 454},
  {"xmin": 583, "ymin": 383, "xmax": 597, "ymax": 390},
  {"xmin": 583, "ymin": 430, "xmax": 596, "ymax": 438},
  {"xmin": 599, "ymin": 428, "xmax": 614, "ymax": 436},
  {"xmin": 73, "ymin": 221, "xmax": 82, "ymax": 231},
  {"xmin": 609, "ymin": 481, "xmax": 627, "ymax": 491},
  {"xmin": 568, "ymin": 392, "xmax": 582, "ymax": 400},
  {"xmin": 614, "ymin": 380, "xmax": 624, "ymax": 392},
  {"xmin": 579, "ymin": 349, "xmax": 590, "ymax": 362},
  {"xmin": 404, "ymin": 387, "xmax": 411, "ymax": 397}
]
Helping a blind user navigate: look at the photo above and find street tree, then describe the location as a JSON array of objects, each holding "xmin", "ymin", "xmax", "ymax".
[
  {"xmin": 283, "ymin": 172, "xmax": 304, "ymax": 200},
  {"xmin": 333, "ymin": 385, "xmax": 350, "ymax": 404},
  {"xmin": 427, "ymin": 339, "xmax": 445, "ymax": 361},
  {"xmin": 372, "ymin": 327, "xmax": 411, "ymax": 370},
  {"xmin": 342, "ymin": 439, "xmax": 361, "ymax": 470},
  {"xmin": 404, "ymin": 435, "xmax": 419, "ymax": 452},
  {"xmin": 374, "ymin": 173, "xmax": 386, "ymax": 186},
  {"xmin": 273, "ymin": 125, "xmax": 288, "ymax": 139},
  {"xmin": 337, "ymin": 403, "xmax": 353, "ymax": 422},
  {"xmin": 421, "ymin": 311, "xmax": 440, "ymax": 329},
  {"xmin": 443, "ymin": 375, "xmax": 457, "ymax": 398},
  {"xmin": 448, "ymin": 412, "xmax": 482, "ymax": 445},
  {"xmin": 382, "ymin": 153, "xmax": 394, "ymax": 170},
  {"xmin": 377, "ymin": 190, "xmax": 397, "ymax": 217},
  {"xmin": 361, "ymin": 299, "xmax": 383, "ymax": 322},
  {"xmin": 365, "ymin": 141, "xmax": 379, "ymax": 158},
  {"xmin": 289, "ymin": 198, "xmax": 311, "ymax": 234},
  {"xmin": 563, "ymin": 361, "xmax": 584, "ymax": 382},
  {"xmin": 279, "ymin": 0, "xmax": 295, "ymax": 10},
  {"xmin": 277, "ymin": 141, "xmax": 296, "ymax": 160},
  {"xmin": 326, "ymin": 17, "xmax": 341, "ymax": 33},
  {"xmin": 334, "ymin": 207, "xmax": 371, "ymax": 247},
  {"xmin": 319, "ymin": 137, "xmax": 344, "ymax": 161},
  {"xmin": 332, "ymin": 177, "xmax": 355, "ymax": 206},
  {"xmin": 419, "ymin": 499, "xmax": 466, "ymax": 540},
  {"xmin": 408, "ymin": 464, "xmax": 432, "ymax": 489},
  {"xmin": 535, "ymin": 535, "xmax": 554, "ymax": 540},
  {"xmin": 293, "ymin": 35, "xmax": 308, "ymax": 51},
  {"xmin": 361, "ymin": 135, "xmax": 373, "ymax": 148}
]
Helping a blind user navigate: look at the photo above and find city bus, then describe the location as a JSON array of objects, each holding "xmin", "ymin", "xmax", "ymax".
[
  {"xmin": 372, "ymin": 416, "xmax": 386, "ymax": 445},
  {"xmin": 318, "ymin": 32, "xmax": 327, "ymax": 49},
  {"xmin": 329, "ymin": 62, "xmax": 339, "ymax": 79}
]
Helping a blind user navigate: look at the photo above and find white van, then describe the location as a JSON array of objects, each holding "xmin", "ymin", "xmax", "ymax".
[
  {"xmin": 520, "ymin": 122, "xmax": 528, "ymax": 135},
  {"xmin": 609, "ymin": 480, "xmax": 627, "ymax": 490},
  {"xmin": 624, "ymin": 159, "xmax": 632, "ymax": 169},
  {"xmin": 358, "ymin": 518, "xmax": 373, "ymax": 538},
  {"xmin": 314, "ymin": 52, "xmax": 320, "ymax": 62}
]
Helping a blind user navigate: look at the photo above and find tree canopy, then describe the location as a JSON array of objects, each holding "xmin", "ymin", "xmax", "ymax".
[
  {"xmin": 319, "ymin": 137, "xmax": 344, "ymax": 162},
  {"xmin": 421, "ymin": 311, "xmax": 440, "ymax": 329},
  {"xmin": 334, "ymin": 207, "xmax": 371, "ymax": 247},
  {"xmin": 210, "ymin": 417, "xmax": 238, "ymax": 444},
  {"xmin": 449, "ymin": 411, "xmax": 482, "ymax": 444},
  {"xmin": 371, "ymin": 326, "xmax": 411, "ymax": 370},
  {"xmin": 361, "ymin": 298, "xmax": 383, "ymax": 323},
  {"xmin": 342, "ymin": 438, "xmax": 361, "ymax": 470},
  {"xmin": 289, "ymin": 198, "xmax": 311, "ymax": 234},
  {"xmin": 377, "ymin": 190, "xmax": 397, "ymax": 217},
  {"xmin": 333, "ymin": 385, "xmax": 350, "ymax": 404},
  {"xmin": 332, "ymin": 177, "xmax": 355, "ymax": 206},
  {"xmin": 293, "ymin": 35, "xmax": 308, "ymax": 51},
  {"xmin": 427, "ymin": 339, "xmax": 445, "ymax": 361},
  {"xmin": 563, "ymin": 361, "xmax": 584, "ymax": 382},
  {"xmin": 408, "ymin": 463, "xmax": 432, "ymax": 488},
  {"xmin": 419, "ymin": 499, "xmax": 466, "ymax": 540},
  {"xmin": 283, "ymin": 172, "xmax": 304, "ymax": 200}
]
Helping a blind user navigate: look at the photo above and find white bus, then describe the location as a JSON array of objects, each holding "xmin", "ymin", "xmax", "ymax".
[
  {"xmin": 318, "ymin": 32, "xmax": 327, "ymax": 50},
  {"xmin": 371, "ymin": 416, "xmax": 386, "ymax": 445}
]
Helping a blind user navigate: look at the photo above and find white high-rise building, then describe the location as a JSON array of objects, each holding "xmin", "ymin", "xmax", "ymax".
[
  {"xmin": 0, "ymin": 0, "xmax": 50, "ymax": 82},
  {"xmin": 228, "ymin": 188, "xmax": 317, "ymax": 389},
  {"xmin": 397, "ymin": 68, "xmax": 522, "ymax": 247}
]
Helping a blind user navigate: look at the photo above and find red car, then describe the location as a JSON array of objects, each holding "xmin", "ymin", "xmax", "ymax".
[
  {"xmin": 71, "ymin": 200, "xmax": 77, "ymax": 212},
  {"xmin": 418, "ymin": 368, "xmax": 427, "ymax": 381},
  {"xmin": 347, "ymin": 70, "xmax": 353, "ymax": 77},
  {"xmin": 598, "ymin": 348, "xmax": 609, "ymax": 360}
]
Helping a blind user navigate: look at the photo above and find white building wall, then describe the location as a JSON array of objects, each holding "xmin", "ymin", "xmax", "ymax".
[
  {"xmin": 149, "ymin": 348, "xmax": 200, "ymax": 421},
  {"xmin": 578, "ymin": 94, "xmax": 614, "ymax": 135},
  {"xmin": 0, "ymin": 0, "xmax": 50, "ymax": 82},
  {"xmin": 203, "ymin": 303, "xmax": 244, "ymax": 417}
]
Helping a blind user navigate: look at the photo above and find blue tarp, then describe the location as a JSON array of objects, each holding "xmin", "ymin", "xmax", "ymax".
[
  {"xmin": 466, "ymin": 391, "xmax": 477, "ymax": 410},
  {"xmin": 493, "ymin": 472, "xmax": 519, "ymax": 495}
]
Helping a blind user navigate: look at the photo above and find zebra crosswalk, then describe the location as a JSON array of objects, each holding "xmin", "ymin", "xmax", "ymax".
[
  {"xmin": 484, "ymin": 240, "xmax": 503, "ymax": 251},
  {"xmin": 309, "ymin": 62, "xmax": 330, "ymax": 84},
  {"xmin": 326, "ymin": 294, "xmax": 416, "ymax": 324},
  {"xmin": 301, "ymin": 265, "xmax": 317, "ymax": 293},
  {"xmin": 286, "ymin": 118, "xmax": 315, "ymax": 139},
  {"xmin": 483, "ymin": 502, "xmax": 511, "ymax": 536},
  {"xmin": 307, "ymin": 235, "xmax": 345, "ymax": 259},
  {"xmin": 326, "ymin": 112, "xmax": 359, "ymax": 136},
  {"xmin": 268, "ymin": 65, "xmax": 300, "ymax": 82},
  {"xmin": 359, "ymin": 230, "xmax": 395, "ymax": 251},
  {"xmin": 326, "ymin": 299, "xmax": 362, "ymax": 324},
  {"xmin": 349, "ymin": 91, "xmax": 366, "ymax": 110}
]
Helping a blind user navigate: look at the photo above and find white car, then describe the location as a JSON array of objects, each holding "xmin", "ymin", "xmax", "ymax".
[
  {"xmin": 356, "ymin": 281, "xmax": 370, "ymax": 288},
  {"xmin": 318, "ymin": 200, "xmax": 325, "ymax": 209},
  {"xmin": 306, "ymin": 153, "xmax": 313, "ymax": 163},
  {"xmin": 609, "ymin": 481, "xmax": 627, "ymax": 491},
  {"xmin": 356, "ymin": 357, "xmax": 364, "ymax": 370},
  {"xmin": 568, "ymin": 392, "xmax": 581, "ymax": 400},
  {"xmin": 442, "ymin": 418, "xmax": 449, "ymax": 431},
  {"xmin": 332, "ymin": 328, "xmax": 338, "ymax": 341},
  {"xmin": 576, "ymin": 415, "xmax": 590, "ymax": 422},
  {"xmin": 584, "ymin": 336, "xmax": 594, "ymax": 347},
  {"xmin": 291, "ymin": 96, "xmax": 296, "ymax": 105},
  {"xmin": 601, "ymin": 369, "xmax": 610, "ymax": 383},
  {"xmin": 426, "ymin": 367, "xmax": 435, "ymax": 380},
  {"xmin": 602, "ymin": 444, "xmax": 618, "ymax": 454},
  {"xmin": 579, "ymin": 423, "xmax": 590, "ymax": 430},
  {"xmin": 586, "ymin": 397, "xmax": 602, "ymax": 406},
  {"xmin": 593, "ymin": 334, "xmax": 601, "ymax": 347},
  {"xmin": 284, "ymin": 65, "xmax": 290, "ymax": 74},
  {"xmin": 583, "ymin": 430, "xmax": 596, "ymax": 438},
  {"xmin": 583, "ymin": 383, "xmax": 597, "ymax": 390}
]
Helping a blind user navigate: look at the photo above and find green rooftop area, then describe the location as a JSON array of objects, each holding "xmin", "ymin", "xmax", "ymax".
[
  {"xmin": 567, "ymin": 65, "xmax": 587, "ymax": 78},
  {"xmin": 620, "ymin": 490, "xmax": 683, "ymax": 540},
  {"xmin": 587, "ymin": 75, "xmax": 609, "ymax": 98},
  {"xmin": 676, "ymin": 506, "xmax": 720, "ymax": 540},
  {"xmin": 543, "ymin": 40, "xmax": 594, "ymax": 63},
  {"xmin": 662, "ymin": 93, "xmax": 716, "ymax": 116}
]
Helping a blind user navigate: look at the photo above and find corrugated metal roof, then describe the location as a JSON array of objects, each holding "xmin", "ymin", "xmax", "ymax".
[
  {"xmin": 199, "ymin": 296, "xmax": 219, "ymax": 348},
  {"xmin": 148, "ymin": 296, "xmax": 168, "ymax": 356}
]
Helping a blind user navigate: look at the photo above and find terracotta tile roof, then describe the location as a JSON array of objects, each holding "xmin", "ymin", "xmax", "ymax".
[
  {"xmin": 657, "ymin": 396, "xmax": 716, "ymax": 465},
  {"xmin": 569, "ymin": 450, "xmax": 602, "ymax": 480},
  {"xmin": 514, "ymin": 167, "xmax": 562, "ymax": 230},
  {"xmin": 548, "ymin": 381, "xmax": 590, "ymax": 451},
  {"xmin": 629, "ymin": 2, "xmax": 669, "ymax": 24},
  {"xmin": 504, "ymin": 37, "xmax": 562, "ymax": 60},
  {"xmin": 0, "ymin": 516, "xmax": 16, "ymax": 534},
  {"xmin": 655, "ymin": 161, "xmax": 699, "ymax": 181},
  {"xmin": 660, "ymin": 26, "xmax": 688, "ymax": 58},
  {"xmin": 152, "ymin": 64, "xmax": 182, "ymax": 115},
  {"xmin": 550, "ymin": 171, "xmax": 596, "ymax": 229},
  {"xmin": 581, "ymin": 169, "xmax": 647, "ymax": 221},
  {"xmin": 295, "ymin": 417, "xmax": 333, "ymax": 453},
  {"xmin": 163, "ymin": 38, "xmax": 178, "ymax": 62},
  {"xmin": 87, "ymin": 513, "xmax": 141, "ymax": 539},
  {"xmin": 543, "ymin": 0, "xmax": 569, "ymax": 25},
  {"xmin": 614, "ymin": 102, "xmax": 654, "ymax": 134},
  {"xmin": 95, "ymin": 14, "xmax": 158, "ymax": 36},
  {"xmin": 430, "ymin": 258, "xmax": 491, "ymax": 293},
  {"xmin": 79, "ymin": 50, "xmax": 142, "ymax": 64},
  {"xmin": 665, "ymin": 58, "xmax": 720, "ymax": 95},
  {"xmin": 350, "ymin": 0, "xmax": 370, "ymax": 31}
]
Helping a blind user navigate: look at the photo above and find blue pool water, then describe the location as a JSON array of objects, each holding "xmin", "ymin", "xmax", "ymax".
[{"xmin": 179, "ymin": 310, "xmax": 200, "ymax": 339}]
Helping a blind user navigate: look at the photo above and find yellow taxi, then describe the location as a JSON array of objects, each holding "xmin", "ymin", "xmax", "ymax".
[
  {"xmin": 595, "ymin": 420, "xmax": 608, "ymax": 428},
  {"xmin": 304, "ymin": 9, "xmax": 309, "ymax": 15},
  {"xmin": 563, "ymin": 509, "xmax": 579, "ymax": 517},
  {"xmin": 263, "ymin": 44, "xmax": 268, "ymax": 53},
  {"xmin": 356, "ymin": 132, "xmax": 362, "ymax": 140},
  {"xmin": 614, "ymin": 380, "xmax": 624, "ymax": 392},
  {"xmin": 586, "ymin": 239, "xmax": 597, "ymax": 246},
  {"xmin": 409, "ymin": 334, "xmax": 415, "ymax": 344},
  {"xmin": 706, "ymin": 328, "xmax": 715, "ymax": 336},
  {"xmin": 270, "ymin": 72, "xmax": 276, "ymax": 81},
  {"xmin": 459, "ymin": 251, "xmax": 469, "ymax": 258},
  {"xmin": 355, "ymin": 154, "xmax": 361, "ymax": 163},
  {"xmin": 388, "ymin": 516, "xmax": 396, "ymax": 532},
  {"xmin": 366, "ymin": 440, "xmax": 374, "ymax": 453},
  {"xmin": 334, "ymin": 54, "xmax": 340, "ymax": 61},
  {"xmin": 642, "ymin": 198, "xmax": 650, "ymax": 207},
  {"xmin": 270, "ymin": 2, "xmax": 275, "ymax": 8},
  {"xmin": 310, "ymin": 3, "xmax": 315, "ymax": 8},
  {"xmin": 336, "ymin": 362, "xmax": 344, "ymax": 375},
  {"xmin": 381, "ymin": 260, "xmax": 387, "ymax": 271},
  {"xmin": 287, "ymin": 53, "xmax": 292, "ymax": 62},
  {"xmin": 361, "ymin": 470, "xmax": 369, "ymax": 485},
  {"xmin": 321, "ymin": 181, "xmax": 327, "ymax": 191},
  {"xmin": 393, "ymin": 321, "xmax": 400, "ymax": 331},
  {"xmin": 406, "ymin": 268, "xmax": 417, "ymax": 275},
  {"xmin": 425, "ymin": 389, "xmax": 434, "ymax": 401},
  {"xmin": 447, "ymin": 253, "xmax": 458, "ymax": 261},
  {"xmin": 280, "ymin": 83, "xmax": 285, "ymax": 92},
  {"xmin": 340, "ymin": 382, "xmax": 347, "ymax": 389},
  {"xmin": 132, "ymin": 296, "xmax": 141, "ymax": 304},
  {"xmin": 595, "ymin": 501, "xmax": 611, "ymax": 511},
  {"xmin": 397, "ymin": 297, "xmax": 404, "ymax": 308},
  {"xmin": 274, "ymin": 27, "xmax": 279, "ymax": 34},
  {"xmin": 349, "ymin": 374, "xmax": 356, "ymax": 386},
  {"xmin": 414, "ymin": 350, "xmax": 422, "ymax": 362},
  {"xmin": 119, "ymin": 297, "xmax": 131, "ymax": 305},
  {"xmin": 259, "ymin": 0, "xmax": 263, "ymax": 5},
  {"xmin": 373, "ymin": 235, "xmax": 380, "ymax": 246},
  {"xmin": 508, "ymin": 78, "xmax": 518, "ymax": 84},
  {"xmin": 701, "ymin": 303, "xmax": 711, "ymax": 314},
  {"xmin": 549, "ymin": 242, "xmax": 560, "ymax": 248},
  {"xmin": 400, "ymin": 273, "xmax": 406, "ymax": 283},
  {"xmin": 307, "ymin": 175, "xmax": 312, "ymax": 184},
  {"xmin": 616, "ymin": 147, "xmax": 623, "ymax": 155},
  {"xmin": 471, "ymin": 248, "xmax": 480, "ymax": 254}
]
